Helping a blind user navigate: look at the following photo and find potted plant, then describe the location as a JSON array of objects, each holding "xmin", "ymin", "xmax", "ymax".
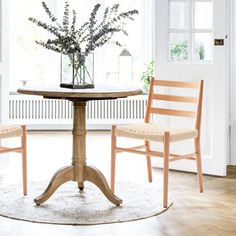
[{"xmin": 29, "ymin": 1, "xmax": 139, "ymax": 89}]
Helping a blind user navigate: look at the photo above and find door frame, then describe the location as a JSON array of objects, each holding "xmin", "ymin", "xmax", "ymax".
[{"xmin": 229, "ymin": 0, "xmax": 236, "ymax": 165}]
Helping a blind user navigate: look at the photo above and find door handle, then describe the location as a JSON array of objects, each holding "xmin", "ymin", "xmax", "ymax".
[{"xmin": 214, "ymin": 39, "xmax": 224, "ymax": 46}]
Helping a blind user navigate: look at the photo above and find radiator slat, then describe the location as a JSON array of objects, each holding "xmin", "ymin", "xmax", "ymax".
[{"xmin": 9, "ymin": 95, "xmax": 147, "ymax": 125}]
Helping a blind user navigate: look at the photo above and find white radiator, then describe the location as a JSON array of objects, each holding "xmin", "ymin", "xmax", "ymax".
[{"xmin": 9, "ymin": 95, "xmax": 147, "ymax": 130}]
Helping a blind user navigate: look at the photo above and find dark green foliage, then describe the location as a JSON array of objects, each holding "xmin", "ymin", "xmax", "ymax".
[
  {"xmin": 28, "ymin": 1, "xmax": 139, "ymax": 60},
  {"xmin": 42, "ymin": 1, "xmax": 57, "ymax": 22},
  {"xmin": 199, "ymin": 43, "xmax": 205, "ymax": 60},
  {"xmin": 62, "ymin": 0, "xmax": 70, "ymax": 31}
]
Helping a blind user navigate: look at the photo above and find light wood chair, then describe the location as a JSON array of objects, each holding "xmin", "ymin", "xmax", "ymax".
[
  {"xmin": 0, "ymin": 125, "xmax": 27, "ymax": 195},
  {"xmin": 111, "ymin": 78, "xmax": 204, "ymax": 208}
]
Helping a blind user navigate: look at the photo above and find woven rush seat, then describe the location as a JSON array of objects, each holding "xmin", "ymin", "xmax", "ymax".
[
  {"xmin": 0, "ymin": 125, "xmax": 23, "ymax": 139},
  {"xmin": 0, "ymin": 124, "xmax": 27, "ymax": 195},
  {"xmin": 115, "ymin": 124, "xmax": 198, "ymax": 142}
]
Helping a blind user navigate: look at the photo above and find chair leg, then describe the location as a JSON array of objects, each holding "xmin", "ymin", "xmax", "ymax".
[
  {"xmin": 195, "ymin": 138, "xmax": 203, "ymax": 193},
  {"xmin": 21, "ymin": 125, "xmax": 27, "ymax": 196},
  {"xmin": 145, "ymin": 141, "xmax": 152, "ymax": 182},
  {"xmin": 163, "ymin": 132, "xmax": 170, "ymax": 208},
  {"xmin": 111, "ymin": 125, "xmax": 117, "ymax": 193}
]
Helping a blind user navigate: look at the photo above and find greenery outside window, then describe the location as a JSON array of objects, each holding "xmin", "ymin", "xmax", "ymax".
[{"xmin": 168, "ymin": 0, "xmax": 213, "ymax": 62}]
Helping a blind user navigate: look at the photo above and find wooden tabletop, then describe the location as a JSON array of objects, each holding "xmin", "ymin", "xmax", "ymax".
[{"xmin": 17, "ymin": 85, "xmax": 142, "ymax": 100}]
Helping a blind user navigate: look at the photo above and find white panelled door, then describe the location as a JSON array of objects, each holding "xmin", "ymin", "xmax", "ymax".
[
  {"xmin": 154, "ymin": 0, "xmax": 228, "ymax": 176},
  {"xmin": 0, "ymin": 0, "xmax": 9, "ymax": 123}
]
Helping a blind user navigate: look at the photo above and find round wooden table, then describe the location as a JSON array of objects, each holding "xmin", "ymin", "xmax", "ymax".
[{"xmin": 17, "ymin": 86, "xmax": 142, "ymax": 206}]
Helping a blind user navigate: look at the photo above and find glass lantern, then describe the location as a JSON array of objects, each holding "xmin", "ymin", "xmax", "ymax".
[
  {"xmin": 60, "ymin": 53, "xmax": 94, "ymax": 89},
  {"xmin": 118, "ymin": 48, "xmax": 133, "ymax": 85}
]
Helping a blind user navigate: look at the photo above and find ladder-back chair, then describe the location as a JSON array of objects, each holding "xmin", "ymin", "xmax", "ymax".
[
  {"xmin": 111, "ymin": 78, "xmax": 203, "ymax": 208},
  {"xmin": 0, "ymin": 125, "xmax": 27, "ymax": 195}
]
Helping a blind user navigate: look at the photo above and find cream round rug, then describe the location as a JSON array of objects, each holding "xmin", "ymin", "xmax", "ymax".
[{"xmin": 0, "ymin": 181, "xmax": 171, "ymax": 225}]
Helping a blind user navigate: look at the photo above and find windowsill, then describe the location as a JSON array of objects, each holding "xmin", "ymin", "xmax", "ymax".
[
  {"xmin": 9, "ymin": 91, "xmax": 20, "ymax": 95},
  {"xmin": 168, "ymin": 60, "xmax": 213, "ymax": 65}
]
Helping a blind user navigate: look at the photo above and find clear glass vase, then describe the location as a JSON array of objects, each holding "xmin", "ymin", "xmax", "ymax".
[{"xmin": 60, "ymin": 53, "xmax": 94, "ymax": 89}]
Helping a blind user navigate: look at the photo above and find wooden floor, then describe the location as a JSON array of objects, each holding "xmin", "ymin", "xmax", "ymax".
[{"xmin": 0, "ymin": 131, "xmax": 236, "ymax": 236}]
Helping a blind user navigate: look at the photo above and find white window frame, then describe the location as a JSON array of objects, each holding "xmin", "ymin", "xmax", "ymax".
[{"xmin": 168, "ymin": 0, "xmax": 213, "ymax": 63}]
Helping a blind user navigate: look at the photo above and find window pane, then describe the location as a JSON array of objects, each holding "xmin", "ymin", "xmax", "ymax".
[
  {"xmin": 103, "ymin": 0, "xmax": 144, "ymax": 85},
  {"xmin": 9, "ymin": 0, "xmax": 145, "ymax": 88},
  {"xmin": 194, "ymin": 1, "xmax": 213, "ymax": 29},
  {"xmin": 169, "ymin": 33, "xmax": 189, "ymax": 61},
  {"xmin": 169, "ymin": 1, "xmax": 188, "ymax": 29},
  {"xmin": 193, "ymin": 33, "xmax": 212, "ymax": 61},
  {"xmin": 9, "ymin": 0, "xmax": 61, "ymax": 91},
  {"xmin": 9, "ymin": 0, "xmax": 105, "ymax": 90}
]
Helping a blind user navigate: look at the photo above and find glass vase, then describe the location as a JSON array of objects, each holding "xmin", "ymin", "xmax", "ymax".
[{"xmin": 60, "ymin": 53, "xmax": 94, "ymax": 89}]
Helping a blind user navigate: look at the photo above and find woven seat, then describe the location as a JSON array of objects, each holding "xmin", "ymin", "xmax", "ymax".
[
  {"xmin": 0, "ymin": 125, "xmax": 23, "ymax": 139},
  {"xmin": 115, "ymin": 124, "xmax": 198, "ymax": 142},
  {"xmin": 111, "ymin": 78, "xmax": 204, "ymax": 208},
  {"xmin": 0, "ymin": 125, "xmax": 27, "ymax": 195}
]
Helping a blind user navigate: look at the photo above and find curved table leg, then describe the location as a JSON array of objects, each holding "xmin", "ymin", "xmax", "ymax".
[
  {"xmin": 34, "ymin": 166, "xmax": 74, "ymax": 205},
  {"xmin": 84, "ymin": 165, "xmax": 122, "ymax": 206}
]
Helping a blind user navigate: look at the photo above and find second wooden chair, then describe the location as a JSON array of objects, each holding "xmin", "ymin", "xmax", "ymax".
[{"xmin": 111, "ymin": 78, "xmax": 204, "ymax": 208}]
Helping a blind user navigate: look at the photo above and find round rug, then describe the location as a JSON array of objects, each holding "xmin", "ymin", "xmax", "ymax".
[{"xmin": 0, "ymin": 181, "xmax": 171, "ymax": 225}]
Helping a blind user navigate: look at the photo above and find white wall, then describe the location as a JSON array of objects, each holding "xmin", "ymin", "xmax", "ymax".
[
  {"xmin": 0, "ymin": 0, "xmax": 9, "ymax": 169},
  {"xmin": 0, "ymin": 0, "xmax": 9, "ymax": 124}
]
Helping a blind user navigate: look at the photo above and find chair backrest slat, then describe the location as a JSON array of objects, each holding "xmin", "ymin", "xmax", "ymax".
[
  {"xmin": 145, "ymin": 78, "xmax": 204, "ymax": 131},
  {"xmin": 154, "ymin": 80, "xmax": 199, "ymax": 88},
  {"xmin": 152, "ymin": 94, "xmax": 198, "ymax": 103},
  {"xmin": 150, "ymin": 108, "xmax": 196, "ymax": 118}
]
